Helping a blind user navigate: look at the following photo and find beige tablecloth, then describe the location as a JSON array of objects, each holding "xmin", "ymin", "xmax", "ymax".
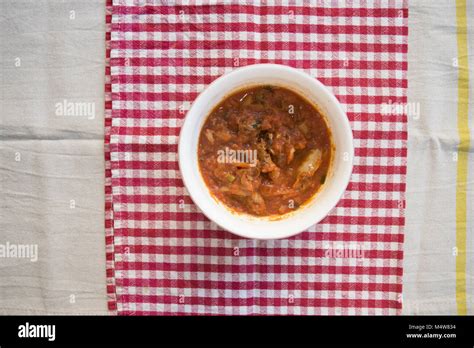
[
  {"xmin": 0, "ymin": 0, "xmax": 108, "ymax": 314},
  {"xmin": 403, "ymin": 0, "xmax": 474, "ymax": 314},
  {"xmin": 0, "ymin": 0, "xmax": 472, "ymax": 315}
]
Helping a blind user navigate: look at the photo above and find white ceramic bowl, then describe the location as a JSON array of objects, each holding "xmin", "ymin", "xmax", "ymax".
[{"xmin": 179, "ymin": 64, "xmax": 353, "ymax": 240}]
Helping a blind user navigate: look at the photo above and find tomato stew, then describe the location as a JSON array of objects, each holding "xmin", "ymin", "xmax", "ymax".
[{"xmin": 198, "ymin": 85, "xmax": 333, "ymax": 217}]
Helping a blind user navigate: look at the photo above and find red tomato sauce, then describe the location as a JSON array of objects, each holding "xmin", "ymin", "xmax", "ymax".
[{"xmin": 198, "ymin": 85, "xmax": 333, "ymax": 217}]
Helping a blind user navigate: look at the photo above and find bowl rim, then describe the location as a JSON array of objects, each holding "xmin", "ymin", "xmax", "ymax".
[{"xmin": 178, "ymin": 63, "xmax": 354, "ymax": 240}]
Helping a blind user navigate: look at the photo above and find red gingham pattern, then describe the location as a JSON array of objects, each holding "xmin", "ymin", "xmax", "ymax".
[
  {"xmin": 107, "ymin": 0, "xmax": 408, "ymax": 315},
  {"xmin": 104, "ymin": 0, "xmax": 117, "ymax": 313}
]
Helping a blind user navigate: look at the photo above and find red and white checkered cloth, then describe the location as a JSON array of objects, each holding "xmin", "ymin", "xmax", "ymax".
[{"xmin": 105, "ymin": 0, "xmax": 408, "ymax": 315}]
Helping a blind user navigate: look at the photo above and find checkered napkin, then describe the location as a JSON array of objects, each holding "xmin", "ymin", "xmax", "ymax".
[{"xmin": 105, "ymin": 0, "xmax": 408, "ymax": 315}]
